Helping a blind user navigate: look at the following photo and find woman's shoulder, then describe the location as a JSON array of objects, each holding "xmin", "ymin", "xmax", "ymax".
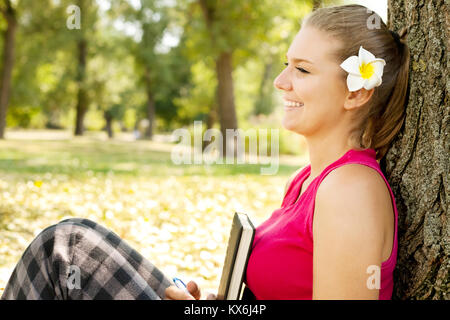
[
  {"xmin": 315, "ymin": 163, "xmax": 393, "ymax": 231},
  {"xmin": 321, "ymin": 163, "xmax": 390, "ymax": 195}
]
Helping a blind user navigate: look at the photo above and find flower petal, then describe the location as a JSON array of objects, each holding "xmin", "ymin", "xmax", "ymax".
[
  {"xmin": 363, "ymin": 73, "xmax": 382, "ymax": 90},
  {"xmin": 371, "ymin": 59, "xmax": 386, "ymax": 78},
  {"xmin": 340, "ymin": 56, "xmax": 360, "ymax": 75},
  {"xmin": 358, "ymin": 46, "xmax": 376, "ymax": 65},
  {"xmin": 371, "ymin": 58, "xmax": 386, "ymax": 66},
  {"xmin": 347, "ymin": 74, "xmax": 365, "ymax": 92}
]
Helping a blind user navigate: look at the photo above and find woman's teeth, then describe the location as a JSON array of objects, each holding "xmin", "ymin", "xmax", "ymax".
[{"xmin": 285, "ymin": 101, "xmax": 304, "ymax": 107}]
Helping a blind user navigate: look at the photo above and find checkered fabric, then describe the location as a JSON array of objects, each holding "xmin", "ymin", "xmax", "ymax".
[{"xmin": 1, "ymin": 218, "xmax": 173, "ymax": 300}]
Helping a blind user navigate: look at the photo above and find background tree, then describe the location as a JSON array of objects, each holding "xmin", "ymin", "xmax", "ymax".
[
  {"xmin": 110, "ymin": 0, "xmax": 192, "ymax": 139},
  {"xmin": 103, "ymin": 103, "xmax": 124, "ymax": 138},
  {"xmin": 180, "ymin": 0, "xmax": 279, "ymax": 156},
  {"xmin": 0, "ymin": 0, "xmax": 73, "ymax": 131},
  {"xmin": 383, "ymin": 0, "xmax": 449, "ymax": 299},
  {"xmin": 0, "ymin": 0, "xmax": 17, "ymax": 139},
  {"xmin": 134, "ymin": 0, "xmax": 169, "ymax": 139},
  {"xmin": 73, "ymin": 0, "xmax": 99, "ymax": 136}
]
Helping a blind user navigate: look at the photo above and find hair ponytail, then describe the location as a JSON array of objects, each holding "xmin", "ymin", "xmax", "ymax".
[{"xmin": 369, "ymin": 27, "xmax": 410, "ymax": 160}]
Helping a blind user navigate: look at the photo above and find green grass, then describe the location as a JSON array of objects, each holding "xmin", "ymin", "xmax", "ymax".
[
  {"xmin": 0, "ymin": 139, "xmax": 301, "ymax": 177},
  {"xmin": 0, "ymin": 134, "xmax": 307, "ymax": 295}
]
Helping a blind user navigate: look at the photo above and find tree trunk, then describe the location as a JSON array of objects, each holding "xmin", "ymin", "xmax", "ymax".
[
  {"xmin": 198, "ymin": 1, "xmax": 239, "ymax": 158},
  {"xmin": 206, "ymin": 102, "xmax": 217, "ymax": 131},
  {"xmin": 254, "ymin": 56, "xmax": 274, "ymax": 115},
  {"xmin": 0, "ymin": 1, "xmax": 17, "ymax": 140},
  {"xmin": 383, "ymin": 0, "xmax": 449, "ymax": 300},
  {"xmin": 144, "ymin": 67, "xmax": 155, "ymax": 140},
  {"xmin": 216, "ymin": 51, "xmax": 238, "ymax": 158},
  {"xmin": 74, "ymin": 38, "xmax": 88, "ymax": 136},
  {"xmin": 104, "ymin": 113, "xmax": 113, "ymax": 139},
  {"xmin": 202, "ymin": 103, "xmax": 217, "ymax": 151}
]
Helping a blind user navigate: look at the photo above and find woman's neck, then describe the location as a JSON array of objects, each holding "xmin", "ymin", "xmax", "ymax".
[{"xmin": 305, "ymin": 136, "xmax": 354, "ymax": 180}]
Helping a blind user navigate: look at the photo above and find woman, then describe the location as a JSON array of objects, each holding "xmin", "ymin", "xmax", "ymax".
[{"xmin": 1, "ymin": 4, "xmax": 409, "ymax": 300}]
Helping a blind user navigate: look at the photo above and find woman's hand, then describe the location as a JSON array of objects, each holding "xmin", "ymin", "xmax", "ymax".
[{"xmin": 164, "ymin": 280, "xmax": 217, "ymax": 300}]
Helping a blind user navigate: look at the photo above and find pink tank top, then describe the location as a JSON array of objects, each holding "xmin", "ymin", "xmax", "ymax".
[{"xmin": 245, "ymin": 148, "xmax": 398, "ymax": 300}]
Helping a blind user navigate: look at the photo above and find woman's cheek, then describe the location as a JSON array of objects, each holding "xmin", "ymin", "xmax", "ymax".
[{"xmin": 294, "ymin": 77, "xmax": 316, "ymax": 100}]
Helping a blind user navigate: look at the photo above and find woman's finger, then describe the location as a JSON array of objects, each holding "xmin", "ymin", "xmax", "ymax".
[
  {"xmin": 186, "ymin": 281, "xmax": 201, "ymax": 300},
  {"xmin": 164, "ymin": 285, "xmax": 195, "ymax": 300},
  {"xmin": 206, "ymin": 292, "xmax": 217, "ymax": 300}
]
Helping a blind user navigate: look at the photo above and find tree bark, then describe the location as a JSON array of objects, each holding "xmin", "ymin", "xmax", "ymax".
[
  {"xmin": 74, "ymin": 38, "xmax": 88, "ymax": 136},
  {"xmin": 384, "ymin": 0, "xmax": 449, "ymax": 300},
  {"xmin": 144, "ymin": 67, "xmax": 155, "ymax": 140},
  {"xmin": 0, "ymin": 1, "xmax": 17, "ymax": 139},
  {"xmin": 216, "ymin": 51, "xmax": 238, "ymax": 157}
]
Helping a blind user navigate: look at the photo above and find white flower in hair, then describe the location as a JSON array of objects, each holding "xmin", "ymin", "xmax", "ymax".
[{"xmin": 340, "ymin": 46, "xmax": 386, "ymax": 92}]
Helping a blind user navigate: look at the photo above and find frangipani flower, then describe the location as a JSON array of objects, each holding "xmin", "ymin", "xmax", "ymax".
[{"xmin": 340, "ymin": 46, "xmax": 386, "ymax": 92}]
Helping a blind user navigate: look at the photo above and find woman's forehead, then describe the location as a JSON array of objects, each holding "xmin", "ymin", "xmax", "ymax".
[{"xmin": 287, "ymin": 27, "xmax": 341, "ymax": 66}]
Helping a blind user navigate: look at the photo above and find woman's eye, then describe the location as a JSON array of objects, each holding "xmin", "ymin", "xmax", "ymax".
[
  {"xmin": 296, "ymin": 67, "xmax": 309, "ymax": 73},
  {"xmin": 284, "ymin": 62, "xmax": 309, "ymax": 74}
]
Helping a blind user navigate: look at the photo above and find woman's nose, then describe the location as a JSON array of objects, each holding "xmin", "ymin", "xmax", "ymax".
[{"xmin": 273, "ymin": 70, "xmax": 292, "ymax": 91}]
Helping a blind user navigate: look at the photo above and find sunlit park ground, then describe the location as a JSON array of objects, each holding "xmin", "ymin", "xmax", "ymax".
[{"xmin": 0, "ymin": 130, "xmax": 308, "ymax": 296}]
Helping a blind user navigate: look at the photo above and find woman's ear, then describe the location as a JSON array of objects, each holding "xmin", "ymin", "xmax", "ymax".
[{"xmin": 343, "ymin": 88, "xmax": 374, "ymax": 111}]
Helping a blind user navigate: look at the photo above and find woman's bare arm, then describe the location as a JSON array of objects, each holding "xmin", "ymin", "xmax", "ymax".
[{"xmin": 312, "ymin": 164, "xmax": 392, "ymax": 300}]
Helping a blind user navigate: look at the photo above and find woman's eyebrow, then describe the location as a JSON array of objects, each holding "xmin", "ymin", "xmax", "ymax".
[{"xmin": 286, "ymin": 54, "xmax": 314, "ymax": 65}]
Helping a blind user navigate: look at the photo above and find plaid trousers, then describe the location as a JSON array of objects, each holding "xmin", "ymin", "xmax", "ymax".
[{"xmin": 1, "ymin": 218, "xmax": 173, "ymax": 300}]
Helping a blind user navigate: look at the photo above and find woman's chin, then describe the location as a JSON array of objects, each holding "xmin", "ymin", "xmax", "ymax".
[{"xmin": 281, "ymin": 118, "xmax": 303, "ymax": 134}]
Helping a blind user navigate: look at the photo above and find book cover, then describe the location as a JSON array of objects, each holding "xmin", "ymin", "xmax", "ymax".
[{"xmin": 217, "ymin": 212, "xmax": 255, "ymax": 300}]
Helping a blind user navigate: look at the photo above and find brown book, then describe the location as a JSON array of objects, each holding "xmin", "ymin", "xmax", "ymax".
[{"xmin": 217, "ymin": 212, "xmax": 255, "ymax": 300}]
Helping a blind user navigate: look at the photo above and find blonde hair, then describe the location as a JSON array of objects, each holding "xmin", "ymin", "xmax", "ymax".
[{"xmin": 303, "ymin": 4, "xmax": 410, "ymax": 160}]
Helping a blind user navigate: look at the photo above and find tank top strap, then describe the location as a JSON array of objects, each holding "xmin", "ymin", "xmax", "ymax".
[
  {"xmin": 281, "ymin": 165, "xmax": 311, "ymax": 207},
  {"xmin": 313, "ymin": 148, "xmax": 380, "ymax": 190}
]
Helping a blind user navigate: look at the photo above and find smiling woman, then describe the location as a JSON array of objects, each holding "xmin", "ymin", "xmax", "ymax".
[
  {"xmin": 0, "ymin": 4, "xmax": 410, "ymax": 301},
  {"xmin": 244, "ymin": 4, "xmax": 410, "ymax": 300}
]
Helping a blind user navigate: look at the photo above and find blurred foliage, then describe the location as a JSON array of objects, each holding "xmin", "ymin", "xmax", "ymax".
[{"xmin": 0, "ymin": 0, "xmax": 344, "ymax": 153}]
